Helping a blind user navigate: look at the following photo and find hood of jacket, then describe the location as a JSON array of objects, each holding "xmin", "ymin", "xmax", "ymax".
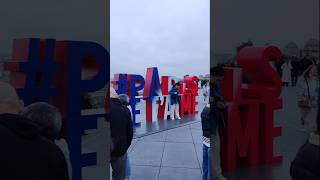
[
  {"xmin": 110, "ymin": 97, "xmax": 122, "ymax": 106},
  {"xmin": 0, "ymin": 113, "xmax": 42, "ymax": 139}
]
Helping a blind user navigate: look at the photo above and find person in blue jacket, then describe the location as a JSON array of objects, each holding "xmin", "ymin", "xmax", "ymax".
[{"xmin": 169, "ymin": 82, "xmax": 181, "ymax": 120}]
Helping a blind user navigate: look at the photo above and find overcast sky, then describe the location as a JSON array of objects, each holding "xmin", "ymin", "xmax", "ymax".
[
  {"xmin": 0, "ymin": 0, "xmax": 109, "ymax": 55},
  {"xmin": 0, "ymin": 0, "xmax": 319, "ymax": 77},
  {"xmin": 212, "ymin": 0, "xmax": 319, "ymax": 54},
  {"xmin": 110, "ymin": 0, "xmax": 210, "ymax": 78}
]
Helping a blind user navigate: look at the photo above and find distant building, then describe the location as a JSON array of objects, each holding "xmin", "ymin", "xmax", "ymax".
[
  {"xmin": 283, "ymin": 42, "xmax": 299, "ymax": 57},
  {"xmin": 212, "ymin": 53, "xmax": 235, "ymax": 66},
  {"xmin": 302, "ymin": 38, "xmax": 319, "ymax": 58}
]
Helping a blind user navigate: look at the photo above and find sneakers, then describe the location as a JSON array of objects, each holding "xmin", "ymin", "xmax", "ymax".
[{"xmin": 170, "ymin": 117, "xmax": 181, "ymax": 120}]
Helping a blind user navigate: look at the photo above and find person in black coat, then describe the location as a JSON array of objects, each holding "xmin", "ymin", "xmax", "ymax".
[
  {"xmin": 22, "ymin": 102, "xmax": 72, "ymax": 180},
  {"xmin": 110, "ymin": 89, "xmax": 133, "ymax": 180},
  {"xmin": 0, "ymin": 81, "xmax": 69, "ymax": 180},
  {"xmin": 290, "ymin": 131, "xmax": 320, "ymax": 180},
  {"xmin": 211, "ymin": 66, "xmax": 227, "ymax": 180},
  {"xmin": 118, "ymin": 94, "xmax": 132, "ymax": 180}
]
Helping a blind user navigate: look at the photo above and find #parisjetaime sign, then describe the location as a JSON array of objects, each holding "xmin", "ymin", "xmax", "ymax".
[
  {"xmin": 4, "ymin": 38, "xmax": 110, "ymax": 180},
  {"xmin": 113, "ymin": 67, "xmax": 199, "ymax": 125}
]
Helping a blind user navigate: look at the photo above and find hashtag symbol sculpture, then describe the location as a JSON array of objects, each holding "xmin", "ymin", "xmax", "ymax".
[
  {"xmin": 5, "ymin": 38, "xmax": 110, "ymax": 180},
  {"xmin": 4, "ymin": 38, "xmax": 59, "ymax": 106},
  {"xmin": 113, "ymin": 73, "xmax": 128, "ymax": 94}
]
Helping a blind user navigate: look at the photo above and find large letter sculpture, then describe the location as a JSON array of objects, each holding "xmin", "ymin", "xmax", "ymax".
[
  {"xmin": 143, "ymin": 67, "xmax": 164, "ymax": 122},
  {"xmin": 220, "ymin": 46, "xmax": 283, "ymax": 171},
  {"xmin": 112, "ymin": 68, "xmax": 199, "ymax": 124},
  {"xmin": 4, "ymin": 38, "xmax": 110, "ymax": 180}
]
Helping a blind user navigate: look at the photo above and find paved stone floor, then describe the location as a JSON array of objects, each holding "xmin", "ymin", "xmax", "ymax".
[
  {"xmin": 128, "ymin": 86, "xmax": 311, "ymax": 180},
  {"xmin": 133, "ymin": 94, "xmax": 206, "ymax": 137},
  {"xmin": 129, "ymin": 121, "xmax": 203, "ymax": 180}
]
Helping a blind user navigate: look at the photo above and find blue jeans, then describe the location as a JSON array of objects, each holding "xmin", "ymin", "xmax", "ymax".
[
  {"xmin": 202, "ymin": 144, "xmax": 211, "ymax": 180},
  {"xmin": 111, "ymin": 153, "xmax": 127, "ymax": 180},
  {"xmin": 126, "ymin": 155, "xmax": 131, "ymax": 179}
]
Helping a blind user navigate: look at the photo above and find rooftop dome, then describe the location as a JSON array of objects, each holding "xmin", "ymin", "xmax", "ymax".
[
  {"xmin": 305, "ymin": 38, "xmax": 319, "ymax": 48},
  {"xmin": 303, "ymin": 39, "xmax": 319, "ymax": 57},
  {"xmin": 284, "ymin": 42, "xmax": 299, "ymax": 56}
]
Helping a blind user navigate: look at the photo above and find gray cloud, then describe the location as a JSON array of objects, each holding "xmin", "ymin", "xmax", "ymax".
[
  {"xmin": 0, "ymin": 0, "xmax": 110, "ymax": 56},
  {"xmin": 1, "ymin": 0, "xmax": 318, "ymax": 77},
  {"xmin": 212, "ymin": 0, "xmax": 319, "ymax": 54},
  {"xmin": 110, "ymin": 0, "xmax": 210, "ymax": 78}
]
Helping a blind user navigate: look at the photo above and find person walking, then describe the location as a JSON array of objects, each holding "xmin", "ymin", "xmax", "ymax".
[
  {"xmin": 169, "ymin": 82, "xmax": 181, "ymax": 120},
  {"xmin": 0, "ymin": 81, "xmax": 69, "ymax": 180},
  {"xmin": 110, "ymin": 88, "xmax": 133, "ymax": 180},
  {"xmin": 282, "ymin": 57, "xmax": 292, "ymax": 86},
  {"xmin": 297, "ymin": 64, "xmax": 319, "ymax": 132},
  {"xmin": 209, "ymin": 66, "xmax": 227, "ymax": 180}
]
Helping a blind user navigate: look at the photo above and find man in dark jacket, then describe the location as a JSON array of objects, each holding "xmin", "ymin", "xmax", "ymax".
[
  {"xmin": 209, "ymin": 66, "xmax": 227, "ymax": 180},
  {"xmin": 110, "ymin": 90, "xmax": 133, "ymax": 180},
  {"xmin": 0, "ymin": 81, "xmax": 69, "ymax": 180}
]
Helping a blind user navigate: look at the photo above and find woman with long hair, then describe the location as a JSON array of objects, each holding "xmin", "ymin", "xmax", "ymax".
[{"xmin": 296, "ymin": 64, "xmax": 319, "ymax": 132}]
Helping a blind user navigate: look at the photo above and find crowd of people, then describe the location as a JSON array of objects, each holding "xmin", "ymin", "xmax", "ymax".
[
  {"xmin": 276, "ymin": 55, "xmax": 319, "ymax": 87},
  {"xmin": 1, "ymin": 60, "xmax": 319, "ymax": 180}
]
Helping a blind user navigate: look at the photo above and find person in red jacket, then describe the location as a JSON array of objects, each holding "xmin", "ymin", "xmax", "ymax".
[{"xmin": 184, "ymin": 75, "xmax": 199, "ymax": 95}]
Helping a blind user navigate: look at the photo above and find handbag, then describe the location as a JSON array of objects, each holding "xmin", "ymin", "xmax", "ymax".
[{"xmin": 298, "ymin": 77, "xmax": 312, "ymax": 108}]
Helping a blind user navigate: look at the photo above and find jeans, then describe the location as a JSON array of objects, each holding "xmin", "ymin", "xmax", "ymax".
[
  {"xmin": 211, "ymin": 134, "xmax": 226, "ymax": 180},
  {"xmin": 170, "ymin": 103, "xmax": 180, "ymax": 119},
  {"xmin": 125, "ymin": 155, "xmax": 131, "ymax": 179},
  {"xmin": 111, "ymin": 153, "xmax": 127, "ymax": 180},
  {"xmin": 202, "ymin": 144, "xmax": 211, "ymax": 180}
]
